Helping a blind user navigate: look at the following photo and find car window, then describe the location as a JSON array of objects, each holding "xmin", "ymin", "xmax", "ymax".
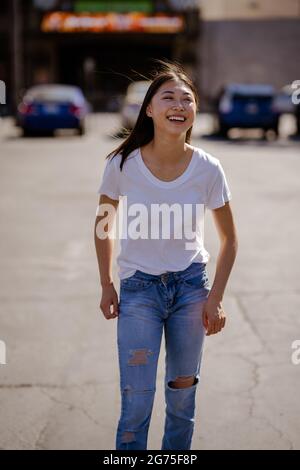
[
  {"xmin": 25, "ymin": 86, "xmax": 84, "ymax": 103},
  {"xmin": 233, "ymin": 93, "xmax": 273, "ymax": 101}
]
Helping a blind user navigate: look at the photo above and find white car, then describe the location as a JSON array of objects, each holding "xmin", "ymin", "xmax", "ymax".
[
  {"xmin": 120, "ymin": 80, "xmax": 151, "ymax": 130},
  {"xmin": 273, "ymin": 84, "xmax": 297, "ymax": 114}
]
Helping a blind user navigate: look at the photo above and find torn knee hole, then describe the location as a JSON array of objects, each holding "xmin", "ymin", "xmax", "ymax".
[
  {"xmin": 168, "ymin": 376, "xmax": 198, "ymax": 389},
  {"xmin": 121, "ymin": 431, "xmax": 135, "ymax": 443}
]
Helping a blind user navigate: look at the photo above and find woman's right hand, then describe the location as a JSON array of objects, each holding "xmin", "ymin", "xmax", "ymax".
[{"xmin": 100, "ymin": 283, "xmax": 119, "ymax": 320}]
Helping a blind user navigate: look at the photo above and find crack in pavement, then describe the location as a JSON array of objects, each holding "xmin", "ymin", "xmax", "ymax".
[
  {"xmin": 34, "ymin": 388, "xmax": 102, "ymax": 449},
  {"xmin": 237, "ymin": 354, "xmax": 294, "ymax": 450},
  {"xmin": 1, "ymin": 428, "xmax": 35, "ymax": 450},
  {"xmin": 0, "ymin": 381, "xmax": 106, "ymax": 390},
  {"xmin": 0, "ymin": 381, "xmax": 106, "ymax": 450},
  {"xmin": 206, "ymin": 348, "xmax": 295, "ymax": 449},
  {"xmin": 233, "ymin": 293, "xmax": 272, "ymax": 354}
]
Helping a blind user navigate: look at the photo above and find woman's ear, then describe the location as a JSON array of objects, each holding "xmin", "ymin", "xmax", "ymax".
[{"xmin": 146, "ymin": 105, "xmax": 152, "ymax": 117}]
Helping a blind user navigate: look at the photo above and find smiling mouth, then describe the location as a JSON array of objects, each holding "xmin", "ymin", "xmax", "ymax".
[{"xmin": 167, "ymin": 116, "xmax": 187, "ymax": 123}]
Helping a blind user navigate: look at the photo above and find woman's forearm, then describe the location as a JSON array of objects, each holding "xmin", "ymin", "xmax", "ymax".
[
  {"xmin": 208, "ymin": 239, "xmax": 238, "ymax": 302},
  {"xmin": 94, "ymin": 217, "xmax": 115, "ymax": 287}
]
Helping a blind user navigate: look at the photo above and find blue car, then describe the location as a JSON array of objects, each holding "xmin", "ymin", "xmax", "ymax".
[
  {"xmin": 17, "ymin": 84, "xmax": 90, "ymax": 136},
  {"xmin": 217, "ymin": 83, "xmax": 280, "ymax": 138}
]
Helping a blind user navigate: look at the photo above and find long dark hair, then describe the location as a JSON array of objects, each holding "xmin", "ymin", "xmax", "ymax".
[{"xmin": 106, "ymin": 60, "xmax": 199, "ymax": 171}]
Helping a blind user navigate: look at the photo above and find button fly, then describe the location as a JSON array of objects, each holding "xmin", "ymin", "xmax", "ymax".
[{"xmin": 161, "ymin": 273, "xmax": 169, "ymax": 285}]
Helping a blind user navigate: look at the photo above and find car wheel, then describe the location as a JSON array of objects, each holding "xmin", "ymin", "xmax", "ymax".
[
  {"xmin": 272, "ymin": 122, "xmax": 279, "ymax": 138},
  {"xmin": 219, "ymin": 123, "xmax": 229, "ymax": 138},
  {"xmin": 22, "ymin": 127, "xmax": 33, "ymax": 137},
  {"xmin": 77, "ymin": 124, "xmax": 85, "ymax": 136},
  {"xmin": 267, "ymin": 126, "xmax": 279, "ymax": 139},
  {"xmin": 262, "ymin": 129, "xmax": 268, "ymax": 139}
]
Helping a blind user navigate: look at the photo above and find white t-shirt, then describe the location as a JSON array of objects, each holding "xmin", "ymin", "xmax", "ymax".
[{"xmin": 97, "ymin": 146, "xmax": 232, "ymax": 280}]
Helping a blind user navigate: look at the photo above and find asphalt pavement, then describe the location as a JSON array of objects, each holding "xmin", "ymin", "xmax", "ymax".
[{"xmin": 0, "ymin": 113, "xmax": 299, "ymax": 449}]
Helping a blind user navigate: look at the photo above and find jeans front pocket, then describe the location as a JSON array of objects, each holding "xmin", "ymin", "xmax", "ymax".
[
  {"xmin": 181, "ymin": 270, "xmax": 210, "ymax": 290},
  {"xmin": 120, "ymin": 275, "xmax": 154, "ymax": 292}
]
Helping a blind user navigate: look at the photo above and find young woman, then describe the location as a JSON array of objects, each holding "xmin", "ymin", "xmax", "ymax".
[{"xmin": 94, "ymin": 61, "xmax": 238, "ymax": 450}]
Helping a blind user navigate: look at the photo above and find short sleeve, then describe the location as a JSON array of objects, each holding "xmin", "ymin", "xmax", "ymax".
[
  {"xmin": 206, "ymin": 160, "xmax": 232, "ymax": 210},
  {"xmin": 97, "ymin": 155, "xmax": 121, "ymax": 200}
]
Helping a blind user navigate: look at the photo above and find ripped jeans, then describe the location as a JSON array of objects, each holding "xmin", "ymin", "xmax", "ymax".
[{"xmin": 115, "ymin": 261, "xmax": 211, "ymax": 450}]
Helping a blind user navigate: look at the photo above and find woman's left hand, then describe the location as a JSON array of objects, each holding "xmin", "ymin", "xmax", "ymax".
[{"xmin": 202, "ymin": 295, "xmax": 226, "ymax": 336}]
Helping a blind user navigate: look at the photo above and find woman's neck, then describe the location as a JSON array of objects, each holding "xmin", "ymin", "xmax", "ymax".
[{"xmin": 145, "ymin": 136, "xmax": 191, "ymax": 166}]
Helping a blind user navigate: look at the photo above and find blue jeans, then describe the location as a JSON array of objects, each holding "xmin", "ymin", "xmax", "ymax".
[{"xmin": 116, "ymin": 262, "xmax": 211, "ymax": 450}]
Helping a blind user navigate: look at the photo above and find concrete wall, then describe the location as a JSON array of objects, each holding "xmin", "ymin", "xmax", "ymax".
[
  {"xmin": 197, "ymin": 18, "xmax": 300, "ymax": 108},
  {"xmin": 199, "ymin": 0, "xmax": 300, "ymax": 20}
]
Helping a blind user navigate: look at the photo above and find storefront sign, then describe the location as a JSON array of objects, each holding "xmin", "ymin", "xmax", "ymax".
[
  {"xmin": 41, "ymin": 12, "xmax": 184, "ymax": 33},
  {"xmin": 75, "ymin": 1, "xmax": 152, "ymax": 13}
]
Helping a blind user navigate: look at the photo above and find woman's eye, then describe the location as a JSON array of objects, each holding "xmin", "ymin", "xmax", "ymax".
[{"xmin": 163, "ymin": 97, "xmax": 192, "ymax": 102}]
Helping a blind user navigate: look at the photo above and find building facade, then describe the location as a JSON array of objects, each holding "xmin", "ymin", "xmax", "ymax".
[
  {"xmin": 1, "ymin": 0, "xmax": 300, "ymax": 114},
  {"xmin": 197, "ymin": 0, "xmax": 300, "ymax": 108},
  {"xmin": 1, "ymin": 0, "xmax": 200, "ymax": 113}
]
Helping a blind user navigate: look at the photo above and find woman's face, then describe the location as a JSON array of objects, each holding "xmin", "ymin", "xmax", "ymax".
[{"xmin": 146, "ymin": 79, "xmax": 197, "ymax": 137}]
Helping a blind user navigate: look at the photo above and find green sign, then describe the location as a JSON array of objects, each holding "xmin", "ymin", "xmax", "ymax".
[{"xmin": 75, "ymin": 1, "xmax": 153, "ymax": 13}]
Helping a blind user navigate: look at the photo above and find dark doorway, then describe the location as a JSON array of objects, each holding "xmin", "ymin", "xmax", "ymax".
[{"xmin": 57, "ymin": 35, "xmax": 173, "ymax": 110}]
